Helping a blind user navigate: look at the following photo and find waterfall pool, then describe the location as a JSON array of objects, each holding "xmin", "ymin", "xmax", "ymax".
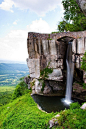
[{"xmin": 32, "ymin": 94, "xmax": 69, "ymax": 113}]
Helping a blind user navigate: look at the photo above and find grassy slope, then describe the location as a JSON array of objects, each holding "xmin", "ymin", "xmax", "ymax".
[
  {"xmin": 0, "ymin": 86, "xmax": 15, "ymax": 106},
  {"xmin": 0, "ymin": 93, "xmax": 56, "ymax": 129},
  {"xmin": 0, "ymin": 87, "xmax": 86, "ymax": 129}
]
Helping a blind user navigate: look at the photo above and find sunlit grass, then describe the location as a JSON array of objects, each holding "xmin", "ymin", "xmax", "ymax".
[
  {"xmin": 0, "ymin": 93, "xmax": 56, "ymax": 129},
  {"xmin": 0, "ymin": 86, "xmax": 15, "ymax": 106}
]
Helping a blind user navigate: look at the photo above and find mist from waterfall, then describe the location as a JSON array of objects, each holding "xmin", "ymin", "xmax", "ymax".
[{"xmin": 64, "ymin": 41, "xmax": 74, "ymax": 104}]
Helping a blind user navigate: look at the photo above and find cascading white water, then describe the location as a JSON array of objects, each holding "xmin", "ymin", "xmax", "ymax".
[{"xmin": 64, "ymin": 41, "xmax": 74, "ymax": 104}]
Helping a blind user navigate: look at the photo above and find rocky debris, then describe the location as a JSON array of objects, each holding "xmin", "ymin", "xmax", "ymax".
[
  {"xmin": 24, "ymin": 76, "xmax": 32, "ymax": 89},
  {"xmin": 49, "ymin": 81, "xmax": 64, "ymax": 91},
  {"xmin": 80, "ymin": 103, "xmax": 86, "ymax": 110},
  {"xmin": 43, "ymin": 85, "xmax": 52, "ymax": 94},
  {"xmin": 72, "ymin": 82, "xmax": 86, "ymax": 101},
  {"xmin": 73, "ymin": 83, "xmax": 86, "ymax": 93},
  {"xmin": 53, "ymin": 85, "xmax": 62, "ymax": 91},
  {"xmin": 30, "ymin": 78, "xmax": 65, "ymax": 96},
  {"xmin": 49, "ymin": 114, "xmax": 60, "ymax": 128}
]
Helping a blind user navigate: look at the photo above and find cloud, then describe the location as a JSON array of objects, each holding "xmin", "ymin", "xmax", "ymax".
[
  {"xmin": 27, "ymin": 18, "xmax": 52, "ymax": 33},
  {"xmin": 0, "ymin": 18, "xmax": 53, "ymax": 61},
  {"xmin": 13, "ymin": 0, "xmax": 62, "ymax": 16},
  {"xmin": 0, "ymin": 0, "xmax": 14, "ymax": 12},
  {"xmin": 0, "ymin": 0, "xmax": 62, "ymax": 16},
  {"xmin": 0, "ymin": 30, "xmax": 28, "ymax": 62},
  {"xmin": 13, "ymin": 20, "xmax": 18, "ymax": 25},
  {"xmin": 13, "ymin": 21, "xmax": 17, "ymax": 25}
]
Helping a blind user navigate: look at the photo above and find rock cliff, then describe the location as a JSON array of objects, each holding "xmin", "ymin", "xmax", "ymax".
[{"xmin": 26, "ymin": 31, "xmax": 86, "ymax": 98}]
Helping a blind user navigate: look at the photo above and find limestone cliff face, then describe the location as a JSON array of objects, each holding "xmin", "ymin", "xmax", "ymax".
[{"xmin": 26, "ymin": 31, "xmax": 86, "ymax": 96}]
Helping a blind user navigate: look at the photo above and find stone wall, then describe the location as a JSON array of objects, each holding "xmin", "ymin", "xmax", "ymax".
[{"xmin": 27, "ymin": 31, "xmax": 86, "ymax": 95}]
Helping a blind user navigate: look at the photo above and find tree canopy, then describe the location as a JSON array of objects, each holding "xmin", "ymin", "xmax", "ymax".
[{"xmin": 58, "ymin": 0, "xmax": 86, "ymax": 32}]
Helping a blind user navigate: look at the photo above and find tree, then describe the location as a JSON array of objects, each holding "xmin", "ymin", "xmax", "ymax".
[
  {"xmin": 76, "ymin": 0, "xmax": 86, "ymax": 16},
  {"xmin": 12, "ymin": 77, "xmax": 29, "ymax": 99},
  {"xmin": 58, "ymin": 0, "xmax": 86, "ymax": 32}
]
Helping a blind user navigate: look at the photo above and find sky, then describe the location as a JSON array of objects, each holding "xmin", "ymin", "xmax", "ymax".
[{"xmin": 0, "ymin": 0, "xmax": 64, "ymax": 63}]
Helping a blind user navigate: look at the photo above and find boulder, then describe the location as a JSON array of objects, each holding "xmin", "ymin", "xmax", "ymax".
[
  {"xmin": 49, "ymin": 114, "xmax": 60, "ymax": 128},
  {"xmin": 80, "ymin": 103, "xmax": 86, "ymax": 110},
  {"xmin": 35, "ymin": 79, "xmax": 42, "ymax": 94},
  {"xmin": 24, "ymin": 76, "xmax": 32, "ymax": 89},
  {"xmin": 31, "ymin": 79, "xmax": 42, "ymax": 94},
  {"xmin": 43, "ymin": 85, "xmax": 52, "ymax": 94}
]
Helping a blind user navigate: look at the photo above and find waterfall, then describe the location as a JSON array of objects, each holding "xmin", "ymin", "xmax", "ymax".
[{"xmin": 64, "ymin": 41, "xmax": 74, "ymax": 104}]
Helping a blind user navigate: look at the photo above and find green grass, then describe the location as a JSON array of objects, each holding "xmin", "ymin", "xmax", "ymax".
[
  {"xmin": 0, "ymin": 86, "xmax": 15, "ymax": 106},
  {"xmin": 0, "ymin": 93, "xmax": 56, "ymax": 129},
  {"xmin": 0, "ymin": 86, "xmax": 86, "ymax": 129},
  {"xmin": 52, "ymin": 102, "xmax": 86, "ymax": 129}
]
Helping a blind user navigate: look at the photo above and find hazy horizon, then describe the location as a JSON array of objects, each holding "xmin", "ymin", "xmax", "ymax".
[{"xmin": 0, "ymin": 59, "xmax": 27, "ymax": 64}]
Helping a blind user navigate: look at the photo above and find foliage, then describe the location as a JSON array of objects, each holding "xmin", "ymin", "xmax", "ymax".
[
  {"xmin": 0, "ymin": 89, "xmax": 86, "ymax": 129},
  {"xmin": 81, "ymin": 52, "xmax": 86, "ymax": 89},
  {"xmin": 40, "ymin": 63, "xmax": 53, "ymax": 91},
  {"xmin": 82, "ymin": 83, "xmax": 86, "ymax": 89},
  {"xmin": 81, "ymin": 52, "xmax": 86, "ymax": 71},
  {"xmin": 30, "ymin": 79, "xmax": 35, "ymax": 88},
  {"xmin": 0, "ymin": 86, "xmax": 15, "ymax": 106},
  {"xmin": 51, "ymin": 32, "xmax": 60, "ymax": 34},
  {"xmin": 40, "ymin": 66, "xmax": 53, "ymax": 80},
  {"xmin": 58, "ymin": 0, "xmax": 86, "ymax": 32},
  {"xmin": 70, "ymin": 102, "xmax": 80, "ymax": 109},
  {"xmin": 47, "ymin": 34, "xmax": 52, "ymax": 40},
  {"xmin": 0, "ymin": 93, "xmax": 55, "ymax": 129},
  {"xmin": 56, "ymin": 102, "xmax": 86, "ymax": 129},
  {"xmin": 12, "ymin": 85, "xmax": 23, "ymax": 99},
  {"xmin": 41, "ymin": 81, "xmax": 45, "ymax": 92},
  {"xmin": 12, "ymin": 77, "xmax": 30, "ymax": 100}
]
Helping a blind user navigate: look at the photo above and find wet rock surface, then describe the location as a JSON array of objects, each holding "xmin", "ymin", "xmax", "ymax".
[{"xmin": 73, "ymin": 82, "xmax": 86, "ymax": 101}]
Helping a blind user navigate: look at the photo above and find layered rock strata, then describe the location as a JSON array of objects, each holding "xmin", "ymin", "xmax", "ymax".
[{"xmin": 26, "ymin": 31, "xmax": 86, "ymax": 96}]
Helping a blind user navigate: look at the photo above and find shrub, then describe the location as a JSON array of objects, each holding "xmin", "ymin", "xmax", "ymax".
[
  {"xmin": 57, "ymin": 102, "xmax": 86, "ymax": 129},
  {"xmin": 41, "ymin": 81, "xmax": 45, "ymax": 92},
  {"xmin": 83, "ymin": 83, "xmax": 86, "ymax": 89},
  {"xmin": 81, "ymin": 52, "xmax": 86, "ymax": 71},
  {"xmin": 40, "ymin": 67, "xmax": 53, "ymax": 79},
  {"xmin": 40, "ymin": 63, "xmax": 53, "ymax": 91},
  {"xmin": 12, "ymin": 77, "xmax": 29, "ymax": 99},
  {"xmin": 70, "ymin": 102, "xmax": 80, "ymax": 109},
  {"xmin": 12, "ymin": 85, "xmax": 23, "ymax": 99}
]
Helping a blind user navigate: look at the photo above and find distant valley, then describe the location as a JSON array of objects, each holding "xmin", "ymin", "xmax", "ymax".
[{"xmin": 0, "ymin": 63, "xmax": 29, "ymax": 86}]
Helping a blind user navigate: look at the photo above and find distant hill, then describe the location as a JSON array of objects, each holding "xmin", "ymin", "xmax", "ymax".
[
  {"xmin": 0, "ymin": 63, "xmax": 29, "ymax": 86},
  {"xmin": 0, "ymin": 63, "xmax": 28, "ymax": 72},
  {"xmin": 0, "ymin": 59, "xmax": 26, "ymax": 64}
]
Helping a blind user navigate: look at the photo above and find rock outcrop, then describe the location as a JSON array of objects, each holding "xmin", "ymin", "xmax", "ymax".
[{"xmin": 26, "ymin": 31, "xmax": 86, "ymax": 97}]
